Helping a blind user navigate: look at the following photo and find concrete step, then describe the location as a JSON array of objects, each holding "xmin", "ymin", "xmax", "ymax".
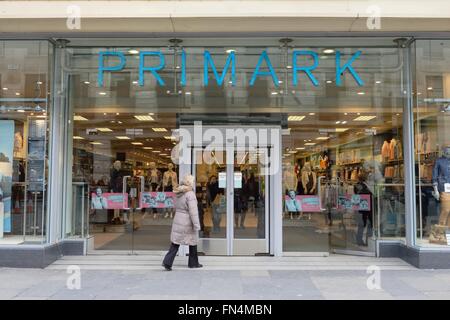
[{"xmin": 46, "ymin": 254, "xmax": 415, "ymax": 271}]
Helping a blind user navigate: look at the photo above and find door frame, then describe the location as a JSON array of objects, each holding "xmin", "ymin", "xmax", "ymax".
[{"xmin": 178, "ymin": 125, "xmax": 283, "ymax": 256}]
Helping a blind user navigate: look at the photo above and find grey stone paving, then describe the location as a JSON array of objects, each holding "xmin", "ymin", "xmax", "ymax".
[{"xmin": 0, "ymin": 267, "xmax": 449, "ymax": 300}]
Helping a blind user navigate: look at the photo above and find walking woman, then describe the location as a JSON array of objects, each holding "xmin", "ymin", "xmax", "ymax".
[{"xmin": 162, "ymin": 174, "xmax": 203, "ymax": 270}]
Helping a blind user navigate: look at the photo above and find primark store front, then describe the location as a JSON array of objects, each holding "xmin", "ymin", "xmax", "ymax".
[{"xmin": 0, "ymin": 36, "xmax": 450, "ymax": 268}]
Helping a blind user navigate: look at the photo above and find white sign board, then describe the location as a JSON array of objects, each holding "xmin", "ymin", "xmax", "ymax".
[
  {"xmin": 218, "ymin": 172, "xmax": 226, "ymax": 188},
  {"xmin": 234, "ymin": 172, "xmax": 242, "ymax": 189}
]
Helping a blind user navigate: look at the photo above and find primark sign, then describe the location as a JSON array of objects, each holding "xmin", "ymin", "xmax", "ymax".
[{"xmin": 97, "ymin": 50, "xmax": 364, "ymax": 87}]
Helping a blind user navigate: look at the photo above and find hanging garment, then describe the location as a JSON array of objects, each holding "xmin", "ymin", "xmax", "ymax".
[{"xmin": 381, "ymin": 140, "xmax": 391, "ymax": 161}]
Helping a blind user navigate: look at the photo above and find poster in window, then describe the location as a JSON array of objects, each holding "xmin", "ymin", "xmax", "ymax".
[
  {"xmin": 140, "ymin": 192, "xmax": 175, "ymax": 208},
  {"xmin": 0, "ymin": 120, "xmax": 14, "ymax": 234}
]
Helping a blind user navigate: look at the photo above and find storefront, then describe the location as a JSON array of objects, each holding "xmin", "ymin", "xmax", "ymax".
[{"xmin": 0, "ymin": 36, "xmax": 450, "ymax": 268}]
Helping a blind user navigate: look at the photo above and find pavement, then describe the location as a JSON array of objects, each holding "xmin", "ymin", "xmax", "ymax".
[{"xmin": 1, "ymin": 254, "xmax": 450, "ymax": 300}]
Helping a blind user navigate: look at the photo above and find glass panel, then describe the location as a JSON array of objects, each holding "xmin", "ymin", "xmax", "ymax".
[
  {"xmin": 196, "ymin": 149, "xmax": 227, "ymax": 255},
  {"xmin": 414, "ymin": 39, "xmax": 450, "ymax": 247},
  {"xmin": 282, "ymin": 45, "xmax": 406, "ymax": 252},
  {"xmin": 234, "ymin": 149, "xmax": 266, "ymax": 239},
  {"xmin": 0, "ymin": 40, "xmax": 50, "ymax": 245}
]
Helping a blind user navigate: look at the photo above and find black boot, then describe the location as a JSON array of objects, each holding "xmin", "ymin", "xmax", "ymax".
[{"xmin": 188, "ymin": 245, "xmax": 203, "ymax": 268}]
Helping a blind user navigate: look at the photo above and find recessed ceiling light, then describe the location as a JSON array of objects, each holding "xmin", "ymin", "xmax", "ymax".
[
  {"xmin": 128, "ymin": 49, "xmax": 139, "ymax": 54},
  {"xmin": 326, "ymin": 80, "xmax": 333, "ymax": 84},
  {"xmin": 148, "ymin": 113, "xmax": 154, "ymax": 115},
  {"xmin": 286, "ymin": 65, "xmax": 292, "ymax": 69},
  {"xmin": 152, "ymin": 128, "xmax": 167, "ymax": 132},
  {"xmin": 134, "ymin": 115, "xmax": 154, "ymax": 121},
  {"xmin": 2, "ymin": 87, "xmax": 7, "ymax": 91},
  {"xmin": 160, "ymin": 153, "xmax": 169, "ymax": 156},
  {"xmin": 73, "ymin": 136, "xmax": 84, "ymax": 140},
  {"xmin": 427, "ymin": 87, "xmax": 433, "ymax": 90},
  {"xmin": 305, "ymin": 142, "xmax": 316, "ymax": 146},
  {"xmin": 375, "ymin": 80, "xmax": 382, "ymax": 84},
  {"xmin": 17, "ymin": 109, "xmax": 25, "ymax": 113},
  {"xmin": 132, "ymin": 81, "xmax": 138, "ymax": 84},
  {"xmin": 74, "ymin": 115, "xmax": 88, "ymax": 121},
  {"xmin": 152, "ymin": 150, "xmax": 161, "ymax": 153},
  {"xmin": 335, "ymin": 128, "xmax": 349, "ymax": 132},
  {"xmin": 99, "ymin": 92, "xmax": 107, "ymax": 96},
  {"xmin": 96, "ymin": 128, "xmax": 113, "ymax": 132},
  {"xmin": 357, "ymin": 92, "xmax": 365, "ymax": 95},
  {"xmin": 90, "ymin": 142, "xmax": 103, "ymax": 145},
  {"xmin": 288, "ymin": 116, "xmax": 305, "ymax": 121},
  {"xmin": 83, "ymin": 81, "xmax": 90, "ymax": 84},
  {"xmin": 336, "ymin": 121, "xmax": 341, "ymax": 124},
  {"xmin": 296, "ymin": 147, "xmax": 305, "ymax": 150},
  {"xmin": 342, "ymin": 121, "xmax": 347, "ymax": 124},
  {"xmin": 353, "ymin": 115, "xmax": 377, "ymax": 121},
  {"xmin": 36, "ymin": 81, "xmax": 43, "ymax": 85},
  {"xmin": 323, "ymin": 49, "xmax": 335, "ymax": 54},
  {"xmin": 309, "ymin": 113, "xmax": 315, "ymax": 116},
  {"xmin": 166, "ymin": 90, "xmax": 171, "ymax": 94},
  {"xmin": 15, "ymin": 92, "xmax": 20, "ymax": 96},
  {"xmin": 344, "ymin": 112, "xmax": 348, "ymax": 115},
  {"xmin": 132, "ymin": 142, "xmax": 143, "ymax": 145},
  {"xmin": 143, "ymin": 147, "xmax": 153, "ymax": 150},
  {"xmin": 271, "ymin": 92, "xmax": 278, "ymax": 95},
  {"xmin": 316, "ymin": 137, "xmax": 330, "ymax": 140},
  {"xmin": 116, "ymin": 113, "xmax": 120, "ymax": 116},
  {"xmin": 116, "ymin": 136, "xmax": 131, "ymax": 140},
  {"xmin": 185, "ymin": 91, "xmax": 191, "ymax": 95},
  {"xmin": 278, "ymin": 80, "xmax": 283, "ymax": 84},
  {"xmin": 164, "ymin": 136, "xmax": 174, "ymax": 140}
]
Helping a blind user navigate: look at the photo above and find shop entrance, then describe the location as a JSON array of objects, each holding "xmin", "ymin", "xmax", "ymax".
[{"xmin": 191, "ymin": 147, "xmax": 271, "ymax": 255}]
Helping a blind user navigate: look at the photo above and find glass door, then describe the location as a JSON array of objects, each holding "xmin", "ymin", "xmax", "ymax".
[{"xmin": 194, "ymin": 146, "xmax": 270, "ymax": 255}]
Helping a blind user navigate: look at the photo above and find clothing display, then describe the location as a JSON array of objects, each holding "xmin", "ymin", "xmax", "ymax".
[
  {"xmin": 432, "ymin": 156, "xmax": 450, "ymax": 193},
  {"xmin": 438, "ymin": 192, "xmax": 450, "ymax": 226},
  {"xmin": 416, "ymin": 131, "xmax": 437, "ymax": 154},
  {"xmin": 320, "ymin": 183, "xmax": 338, "ymax": 209},
  {"xmin": 283, "ymin": 164, "xmax": 298, "ymax": 192},
  {"xmin": 163, "ymin": 169, "xmax": 178, "ymax": 192}
]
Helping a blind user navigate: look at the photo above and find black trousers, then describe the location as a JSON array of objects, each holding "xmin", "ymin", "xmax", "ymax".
[{"xmin": 163, "ymin": 243, "xmax": 199, "ymax": 268}]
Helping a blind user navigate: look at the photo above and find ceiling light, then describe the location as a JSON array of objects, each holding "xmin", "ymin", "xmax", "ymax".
[
  {"xmin": 226, "ymin": 49, "xmax": 236, "ymax": 54},
  {"xmin": 152, "ymin": 128, "xmax": 167, "ymax": 132},
  {"xmin": 143, "ymin": 147, "xmax": 153, "ymax": 150},
  {"xmin": 99, "ymin": 92, "xmax": 107, "ymax": 96},
  {"xmin": 160, "ymin": 153, "xmax": 168, "ymax": 156},
  {"xmin": 116, "ymin": 113, "xmax": 120, "ymax": 116},
  {"xmin": 116, "ymin": 136, "xmax": 131, "ymax": 140},
  {"xmin": 427, "ymin": 87, "xmax": 433, "ymax": 90},
  {"xmin": 17, "ymin": 109, "xmax": 25, "ymax": 113},
  {"xmin": 288, "ymin": 116, "xmax": 306, "ymax": 121},
  {"xmin": 353, "ymin": 115, "xmax": 377, "ymax": 121},
  {"xmin": 335, "ymin": 128, "xmax": 349, "ymax": 132},
  {"xmin": 15, "ymin": 92, "xmax": 20, "ymax": 96},
  {"xmin": 336, "ymin": 121, "xmax": 341, "ymax": 124},
  {"xmin": 288, "ymin": 151, "xmax": 297, "ymax": 154},
  {"xmin": 2, "ymin": 87, "xmax": 7, "ymax": 91},
  {"xmin": 326, "ymin": 80, "xmax": 332, "ymax": 84},
  {"xmin": 323, "ymin": 49, "xmax": 335, "ymax": 54},
  {"xmin": 357, "ymin": 92, "xmax": 365, "ymax": 95},
  {"xmin": 152, "ymin": 150, "xmax": 161, "ymax": 153},
  {"xmin": 96, "ymin": 128, "xmax": 113, "ymax": 132},
  {"xmin": 90, "ymin": 142, "xmax": 103, "ymax": 145},
  {"xmin": 164, "ymin": 136, "xmax": 174, "ymax": 140},
  {"xmin": 74, "ymin": 115, "xmax": 88, "ymax": 121},
  {"xmin": 286, "ymin": 65, "xmax": 292, "ymax": 69},
  {"xmin": 344, "ymin": 112, "xmax": 348, "ymax": 115},
  {"xmin": 132, "ymin": 81, "xmax": 138, "ymax": 84},
  {"xmin": 166, "ymin": 90, "xmax": 171, "ymax": 94},
  {"xmin": 305, "ymin": 143, "xmax": 316, "ymax": 146},
  {"xmin": 128, "ymin": 49, "xmax": 139, "ymax": 54},
  {"xmin": 375, "ymin": 80, "xmax": 382, "ymax": 84},
  {"xmin": 148, "ymin": 113, "xmax": 154, "ymax": 115},
  {"xmin": 36, "ymin": 81, "xmax": 43, "ymax": 85},
  {"xmin": 357, "ymin": 112, "xmax": 361, "ymax": 115},
  {"xmin": 316, "ymin": 137, "xmax": 330, "ymax": 140},
  {"xmin": 131, "ymin": 142, "xmax": 143, "ymax": 145},
  {"xmin": 296, "ymin": 147, "xmax": 305, "ymax": 150},
  {"xmin": 73, "ymin": 136, "xmax": 84, "ymax": 140},
  {"xmin": 83, "ymin": 81, "xmax": 90, "ymax": 85},
  {"xmin": 278, "ymin": 80, "xmax": 283, "ymax": 84},
  {"xmin": 134, "ymin": 115, "xmax": 154, "ymax": 121},
  {"xmin": 271, "ymin": 92, "xmax": 278, "ymax": 95},
  {"xmin": 185, "ymin": 91, "xmax": 191, "ymax": 95},
  {"xmin": 309, "ymin": 113, "xmax": 315, "ymax": 116},
  {"xmin": 342, "ymin": 121, "xmax": 347, "ymax": 124}
]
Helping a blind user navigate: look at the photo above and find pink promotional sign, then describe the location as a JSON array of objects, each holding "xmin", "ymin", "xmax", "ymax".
[
  {"xmin": 284, "ymin": 195, "xmax": 321, "ymax": 212},
  {"xmin": 91, "ymin": 193, "xmax": 128, "ymax": 210},
  {"xmin": 338, "ymin": 194, "xmax": 371, "ymax": 211},
  {"xmin": 140, "ymin": 192, "xmax": 176, "ymax": 209}
]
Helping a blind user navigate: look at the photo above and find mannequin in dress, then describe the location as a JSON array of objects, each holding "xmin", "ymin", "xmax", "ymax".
[
  {"xmin": 430, "ymin": 146, "xmax": 450, "ymax": 243},
  {"xmin": 109, "ymin": 160, "xmax": 125, "ymax": 224},
  {"xmin": 163, "ymin": 163, "xmax": 178, "ymax": 218},
  {"xmin": 283, "ymin": 162, "xmax": 298, "ymax": 194},
  {"xmin": 147, "ymin": 162, "xmax": 161, "ymax": 219},
  {"xmin": 301, "ymin": 162, "xmax": 317, "ymax": 195}
]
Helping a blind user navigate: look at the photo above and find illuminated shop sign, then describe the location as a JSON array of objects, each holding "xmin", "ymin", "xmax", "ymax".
[{"xmin": 98, "ymin": 50, "xmax": 364, "ymax": 87}]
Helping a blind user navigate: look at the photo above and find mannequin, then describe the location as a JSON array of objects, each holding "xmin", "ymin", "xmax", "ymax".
[
  {"xmin": 430, "ymin": 146, "xmax": 450, "ymax": 243},
  {"xmin": 148, "ymin": 162, "xmax": 161, "ymax": 219},
  {"xmin": 283, "ymin": 162, "xmax": 298, "ymax": 194},
  {"xmin": 109, "ymin": 160, "xmax": 125, "ymax": 224},
  {"xmin": 163, "ymin": 163, "xmax": 178, "ymax": 218},
  {"xmin": 301, "ymin": 162, "xmax": 317, "ymax": 195}
]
